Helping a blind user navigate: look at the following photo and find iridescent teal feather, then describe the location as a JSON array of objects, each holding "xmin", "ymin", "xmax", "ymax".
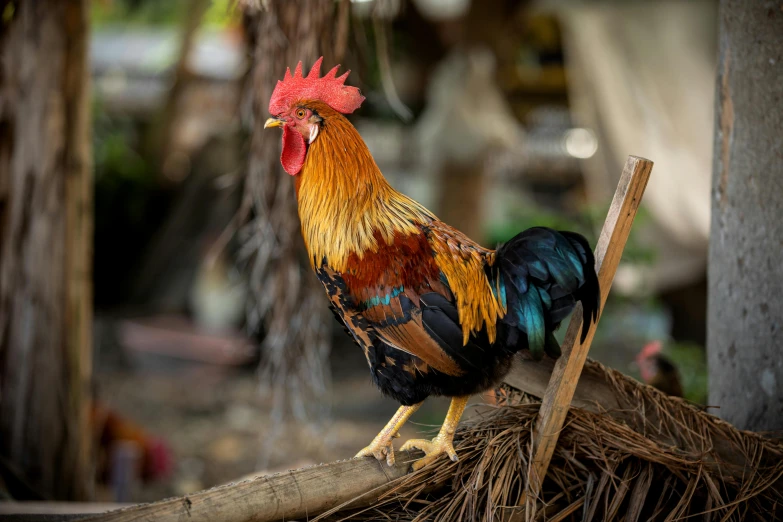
[{"xmin": 491, "ymin": 227, "xmax": 600, "ymax": 360}]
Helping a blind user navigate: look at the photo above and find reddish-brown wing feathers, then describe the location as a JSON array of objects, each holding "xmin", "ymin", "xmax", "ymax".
[
  {"xmin": 373, "ymin": 316, "xmax": 463, "ymax": 376},
  {"xmin": 318, "ymin": 265, "xmax": 376, "ymax": 365},
  {"xmin": 269, "ymin": 57, "xmax": 365, "ymax": 116},
  {"xmin": 341, "ymin": 231, "xmax": 447, "ymax": 305},
  {"xmin": 340, "ymin": 229, "xmax": 464, "ymax": 376}
]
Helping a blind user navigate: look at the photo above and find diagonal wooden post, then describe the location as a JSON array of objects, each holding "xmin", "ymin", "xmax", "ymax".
[{"xmin": 524, "ymin": 155, "xmax": 653, "ymax": 509}]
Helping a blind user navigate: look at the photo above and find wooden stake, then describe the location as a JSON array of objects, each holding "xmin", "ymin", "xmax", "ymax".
[{"xmin": 525, "ymin": 155, "xmax": 653, "ymax": 505}]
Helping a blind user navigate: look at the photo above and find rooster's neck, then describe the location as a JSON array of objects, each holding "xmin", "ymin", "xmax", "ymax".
[{"xmin": 295, "ymin": 109, "xmax": 433, "ymax": 272}]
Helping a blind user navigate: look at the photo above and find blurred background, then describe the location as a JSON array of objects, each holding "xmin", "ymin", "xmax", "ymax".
[{"xmin": 1, "ymin": 0, "xmax": 716, "ymax": 506}]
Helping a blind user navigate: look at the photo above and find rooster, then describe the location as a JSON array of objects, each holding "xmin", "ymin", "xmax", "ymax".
[{"xmin": 263, "ymin": 58, "xmax": 600, "ymax": 470}]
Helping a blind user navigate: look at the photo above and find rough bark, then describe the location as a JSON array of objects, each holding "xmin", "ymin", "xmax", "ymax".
[
  {"xmin": 708, "ymin": 1, "xmax": 783, "ymax": 432},
  {"xmin": 0, "ymin": 0, "xmax": 93, "ymax": 500},
  {"xmin": 240, "ymin": 1, "xmax": 349, "ymax": 452}
]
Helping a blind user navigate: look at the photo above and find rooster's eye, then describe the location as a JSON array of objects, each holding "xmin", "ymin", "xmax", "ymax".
[{"xmin": 295, "ymin": 109, "xmax": 306, "ymax": 119}]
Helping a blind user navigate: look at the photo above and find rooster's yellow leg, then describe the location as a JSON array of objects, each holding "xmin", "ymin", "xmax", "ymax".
[
  {"xmin": 355, "ymin": 402, "xmax": 422, "ymax": 466},
  {"xmin": 400, "ymin": 395, "xmax": 469, "ymax": 471}
]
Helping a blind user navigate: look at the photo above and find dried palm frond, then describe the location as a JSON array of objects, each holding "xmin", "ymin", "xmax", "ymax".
[{"xmin": 319, "ymin": 385, "xmax": 783, "ymax": 522}]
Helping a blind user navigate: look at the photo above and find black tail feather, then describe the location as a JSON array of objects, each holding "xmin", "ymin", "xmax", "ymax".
[
  {"xmin": 492, "ymin": 227, "xmax": 601, "ymax": 359},
  {"xmin": 560, "ymin": 231, "xmax": 600, "ymax": 343}
]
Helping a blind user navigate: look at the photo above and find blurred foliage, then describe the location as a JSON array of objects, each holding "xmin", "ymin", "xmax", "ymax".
[
  {"xmin": 93, "ymin": 98, "xmax": 155, "ymax": 215},
  {"xmin": 665, "ymin": 341, "xmax": 708, "ymax": 405},
  {"xmin": 2, "ymin": 2, "xmax": 15, "ymax": 25},
  {"xmin": 486, "ymin": 201, "xmax": 657, "ymax": 267},
  {"xmin": 202, "ymin": 0, "xmax": 239, "ymax": 27},
  {"xmin": 91, "ymin": 0, "xmax": 237, "ymax": 28},
  {"xmin": 92, "ymin": 96, "xmax": 171, "ymax": 307}
]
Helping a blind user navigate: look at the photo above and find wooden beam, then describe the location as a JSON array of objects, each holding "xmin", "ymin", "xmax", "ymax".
[
  {"xmin": 63, "ymin": 0, "xmax": 95, "ymax": 499},
  {"xmin": 525, "ymin": 156, "xmax": 653, "ymax": 502},
  {"xmin": 74, "ymin": 452, "xmax": 418, "ymax": 522}
]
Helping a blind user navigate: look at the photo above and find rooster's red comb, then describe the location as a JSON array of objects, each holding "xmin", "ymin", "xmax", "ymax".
[{"xmin": 268, "ymin": 57, "xmax": 364, "ymax": 115}]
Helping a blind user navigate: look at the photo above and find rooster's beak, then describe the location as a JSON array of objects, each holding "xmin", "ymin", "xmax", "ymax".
[{"xmin": 264, "ymin": 117, "xmax": 284, "ymax": 129}]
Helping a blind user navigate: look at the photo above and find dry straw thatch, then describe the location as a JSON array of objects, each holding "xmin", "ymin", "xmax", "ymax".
[{"xmin": 314, "ymin": 362, "xmax": 783, "ymax": 522}]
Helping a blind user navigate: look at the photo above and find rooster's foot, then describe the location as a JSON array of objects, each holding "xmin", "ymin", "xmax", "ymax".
[
  {"xmin": 355, "ymin": 436, "xmax": 398, "ymax": 466},
  {"xmin": 354, "ymin": 403, "xmax": 421, "ymax": 467},
  {"xmin": 400, "ymin": 434, "xmax": 458, "ymax": 471},
  {"xmin": 400, "ymin": 396, "xmax": 468, "ymax": 471}
]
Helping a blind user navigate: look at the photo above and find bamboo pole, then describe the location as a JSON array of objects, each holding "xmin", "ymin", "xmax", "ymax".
[
  {"xmin": 74, "ymin": 453, "xmax": 418, "ymax": 522},
  {"xmin": 524, "ymin": 155, "xmax": 653, "ymax": 504}
]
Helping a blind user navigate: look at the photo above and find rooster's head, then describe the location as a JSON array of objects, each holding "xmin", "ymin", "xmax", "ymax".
[{"xmin": 264, "ymin": 57, "xmax": 365, "ymax": 175}]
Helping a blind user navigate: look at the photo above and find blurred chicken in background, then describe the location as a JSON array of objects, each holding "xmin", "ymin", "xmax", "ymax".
[
  {"xmin": 635, "ymin": 340, "xmax": 683, "ymax": 398},
  {"xmin": 634, "ymin": 338, "xmax": 708, "ymax": 405},
  {"xmin": 91, "ymin": 400, "xmax": 173, "ymax": 498}
]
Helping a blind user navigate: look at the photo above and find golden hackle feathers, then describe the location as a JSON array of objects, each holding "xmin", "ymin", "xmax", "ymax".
[{"xmin": 295, "ymin": 101, "xmax": 433, "ymax": 271}]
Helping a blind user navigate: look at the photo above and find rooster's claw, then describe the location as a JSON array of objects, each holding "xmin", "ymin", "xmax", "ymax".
[
  {"xmin": 400, "ymin": 435, "xmax": 458, "ymax": 470},
  {"xmin": 355, "ymin": 438, "xmax": 396, "ymax": 466}
]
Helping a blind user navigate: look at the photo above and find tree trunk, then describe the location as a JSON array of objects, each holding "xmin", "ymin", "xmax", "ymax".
[
  {"xmin": 240, "ymin": 1, "xmax": 348, "ymax": 457},
  {"xmin": 0, "ymin": 0, "xmax": 93, "ymax": 500},
  {"xmin": 708, "ymin": 1, "xmax": 783, "ymax": 432}
]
